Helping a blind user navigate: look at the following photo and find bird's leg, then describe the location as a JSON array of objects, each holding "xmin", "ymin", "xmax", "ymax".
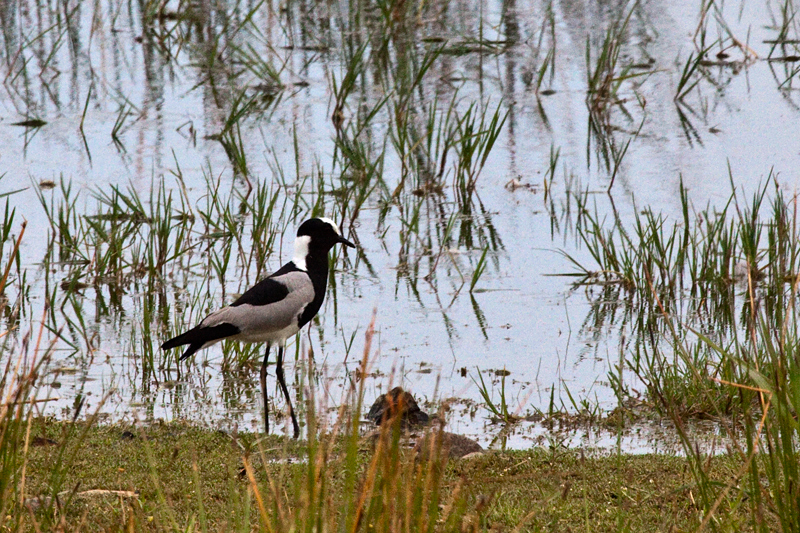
[
  {"xmin": 260, "ymin": 345, "xmax": 270, "ymax": 435},
  {"xmin": 276, "ymin": 346, "xmax": 300, "ymax": 439}
]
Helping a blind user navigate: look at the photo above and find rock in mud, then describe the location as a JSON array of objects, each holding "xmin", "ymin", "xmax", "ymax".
[
  {"xmin": 414, "ymin": 430, "xmax": 484, "ymax": 460},
  {"xmin": 367, "ymin": 387, "xmax": 430, "ymax": 428}
]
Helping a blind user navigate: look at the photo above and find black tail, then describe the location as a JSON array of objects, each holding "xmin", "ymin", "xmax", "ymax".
[{"xmin": 161, "ymin": 323, "xmax": 241, "ymax": 360}]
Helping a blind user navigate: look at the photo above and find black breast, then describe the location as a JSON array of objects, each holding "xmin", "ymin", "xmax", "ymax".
[{"xmin": 297, "ymin": 253, "xmax": 329, "ymax": 328}]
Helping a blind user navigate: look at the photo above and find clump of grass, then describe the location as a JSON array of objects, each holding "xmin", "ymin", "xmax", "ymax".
[
  {"xmin": 473, "ymin": 368, "xmax": 521, "ymax": 425},
  {"xmin": 632, "ymin": 289, "xmax": 800, "ymax": 530},
  {"xmin": 0, "ymin": 225, "xmax": 56, "ymax": 528},
  {"xmin": 675, "ymin": 46, "xmax": 711, "ymax": 101},
  {"xmin": 628, "ymin": 336, "xmax": 745, "ymax": 422},
  {"xmin": 585, "ymin": 7, "xmax": 636, "ymax": 113},
  {"xmin": 559, "ymin": 175, "xmax": 800, "ymax": 340},
  {"xmin": 451, "ymin": 101, "xmax": 508, "ymax": 200},
  {"xmin": 0, "ymin": 340, "xmax": 51, "ymax": 530}
]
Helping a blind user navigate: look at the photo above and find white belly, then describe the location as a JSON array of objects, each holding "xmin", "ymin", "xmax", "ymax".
[{"xmin": 234, "ymin": 322, "xmax": 300, "ymax": 346}]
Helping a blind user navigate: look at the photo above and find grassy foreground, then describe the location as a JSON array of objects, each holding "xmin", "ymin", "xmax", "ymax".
[{"xmin": 11, "ymin": 419, "xmax": 752, "ymax": 532}]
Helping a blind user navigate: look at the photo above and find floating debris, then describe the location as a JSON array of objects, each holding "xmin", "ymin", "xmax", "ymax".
[{"xmin": 11, "ymin": 118, "xmax": 47, "ymax": 128}]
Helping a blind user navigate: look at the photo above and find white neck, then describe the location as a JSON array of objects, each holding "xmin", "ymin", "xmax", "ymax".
[{"xmin": 292, "ymin": 235, "xmax": 311, "ymax": 271}]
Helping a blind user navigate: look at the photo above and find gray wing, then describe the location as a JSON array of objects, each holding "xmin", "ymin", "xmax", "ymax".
[{"xmin": 199, "ymin": 271, "xmax": 315, "ymax": 338}]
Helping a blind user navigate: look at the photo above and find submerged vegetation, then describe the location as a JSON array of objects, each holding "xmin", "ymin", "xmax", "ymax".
[{"xmin": 1, "ymin": 0, "xmax": 800, "ymax": 529}]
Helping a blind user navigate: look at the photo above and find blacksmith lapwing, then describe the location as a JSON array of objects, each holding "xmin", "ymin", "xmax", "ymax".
[{"xmin": 161, "ymin": 217, "xmax": 355, "ymax": 438}]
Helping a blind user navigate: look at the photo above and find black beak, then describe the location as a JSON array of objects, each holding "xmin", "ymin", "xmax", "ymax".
[{"xmin": 338, "ymin": 236, "xmax": 356, "ymax": 248}]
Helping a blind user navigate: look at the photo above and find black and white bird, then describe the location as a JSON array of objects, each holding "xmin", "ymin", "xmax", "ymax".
[{"xmin": 161, "ymin": 217, "xmax": 355, "ymax": 438}]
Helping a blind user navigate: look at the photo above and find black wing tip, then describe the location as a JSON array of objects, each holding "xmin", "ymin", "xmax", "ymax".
[
  {"xmin": 179, "ymin": 344, "xmax": 202, "ymax": 361},
  {"xmin": 161, "ymin": 336, "xmax": 195, "ymax": 360},
  {"xmin": 161, "ymin": 329, "xmax": 196, "ymax": 350},
  {"xmin": 161, "ymin": 337, "xmax": 182, "ymax": 351},
  {"xmin": 161, "ymin": 323, "xmax": 240, "ymax": 357}
]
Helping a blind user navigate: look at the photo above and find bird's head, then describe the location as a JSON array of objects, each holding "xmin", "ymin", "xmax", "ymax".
[{"xmin": 296, "ymin": 218, "xmax": 355, "ymax": 255}]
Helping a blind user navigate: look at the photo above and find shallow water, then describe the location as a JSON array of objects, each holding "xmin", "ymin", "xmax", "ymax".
[{"xmin": 1, "ymin": 0, "xmax": 799, "ymax": 450}]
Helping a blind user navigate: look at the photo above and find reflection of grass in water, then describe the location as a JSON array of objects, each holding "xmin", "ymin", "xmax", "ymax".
[{"xmin": 766, "ymin": 0, "xmax": 800, "ymax": 89}]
